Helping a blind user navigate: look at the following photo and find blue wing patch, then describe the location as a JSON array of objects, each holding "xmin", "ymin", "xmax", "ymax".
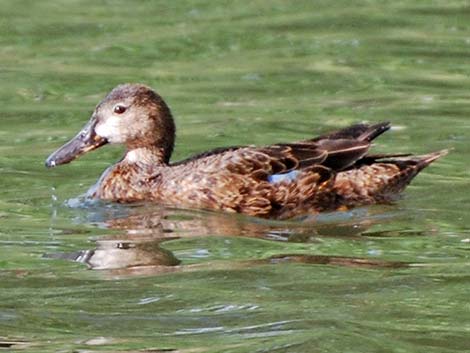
[{"xmin": 267, "ymin": 170, "xmax": 300, "ymax": 184}]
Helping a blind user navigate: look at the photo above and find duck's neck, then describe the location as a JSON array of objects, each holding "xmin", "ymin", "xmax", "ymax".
[
  {"xmin": 124, "ymin": 103, "xmax": 175, "ymax": 165},
  {"xmin": 124, "ymin": 146, "xmax": 170, "ymax": 166},
  {"xmin": 122, "ymin": 98, "xmax": 175, "ymax": 166}
]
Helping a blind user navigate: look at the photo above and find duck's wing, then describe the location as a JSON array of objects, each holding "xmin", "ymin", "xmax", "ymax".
[
  {"xmin": 173, "ymin": 138, "xmax": 378, "ymax": 182},
  {"xmin": 242, "ymin": 121, "xmax": 392, "ymax": 174},
  {"xmin": 274, "ymin": 138, "xmax": 370, "ymax": 171},
  {"xmin": 294, "ymin": 121, "xmax": 392, "ymax": 170},
  {"xmin": 173, "ymin": 122, "xmax": 391, "ymax": 167},
  {"xmin": 172, "ymin": 122, "xmax": 392, "ymax": 176}
]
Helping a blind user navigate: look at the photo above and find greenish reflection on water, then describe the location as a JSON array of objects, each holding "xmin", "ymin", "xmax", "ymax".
[{"xmin": 1, "ymin": 1, "xmax": 469, "ymax": 352}]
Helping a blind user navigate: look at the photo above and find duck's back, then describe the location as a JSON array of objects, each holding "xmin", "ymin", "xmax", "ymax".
[
  {"xmin": 150, "ymin": 122, "xmax": 446, "ymax": 218},
  {"xmin": 154, "ymin": 147, "xmax": 334, "ymax": 217}
]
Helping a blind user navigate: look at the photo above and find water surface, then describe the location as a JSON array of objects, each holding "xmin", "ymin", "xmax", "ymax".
[{"xmin": 1, "ymin": 1, "xmax": 469, "ymax": 352}]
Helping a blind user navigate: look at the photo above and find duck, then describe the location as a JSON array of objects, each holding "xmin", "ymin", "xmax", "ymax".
[{"xmin": 45, "ymin": 83, "xmax": 447, "ymax": 219}]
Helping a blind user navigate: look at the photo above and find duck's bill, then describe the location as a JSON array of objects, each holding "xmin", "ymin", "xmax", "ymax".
[{"xmin": 45, "ymin": 120, "xmax": 108, "ymax": 168}]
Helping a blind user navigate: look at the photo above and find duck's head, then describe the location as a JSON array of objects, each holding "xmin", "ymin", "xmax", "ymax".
[{"xmin": 45, "ymin": 84, "xmax": 175, "ymax": 167}]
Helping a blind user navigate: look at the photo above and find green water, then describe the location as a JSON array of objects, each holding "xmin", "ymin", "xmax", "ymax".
[{"xmin": 1, "ymin": 1, "xmax": 469, "ymax": 352}]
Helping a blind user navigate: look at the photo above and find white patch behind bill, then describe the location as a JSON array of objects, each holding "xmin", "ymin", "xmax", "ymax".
[{"xmin": 95, "ymin": 116, "xmax": 124, "ymax": 143}]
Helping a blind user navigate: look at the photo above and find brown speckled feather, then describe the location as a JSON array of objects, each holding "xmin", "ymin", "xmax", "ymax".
[
  {"xmin": 334, "ymin": 151, "xmax": 447, "ymax": 207},
  {"xmin": 45, "ymin": 84, "xmax": 448, "ymax": 219}
]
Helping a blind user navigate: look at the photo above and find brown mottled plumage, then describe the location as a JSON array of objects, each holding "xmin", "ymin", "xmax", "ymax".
[{"xmin": 45, "ymin": 84, "xmax": 447, "ymax": 219}]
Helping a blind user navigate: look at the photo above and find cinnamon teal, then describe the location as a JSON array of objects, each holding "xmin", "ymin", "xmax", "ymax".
[{"xmin": 45, "ymin": 84, "xmax": 447, "ymax": 219}]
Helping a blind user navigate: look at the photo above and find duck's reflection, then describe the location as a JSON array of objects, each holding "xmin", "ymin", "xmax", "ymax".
[
  {"xmin": 75, "ymin": 238, "xmax": 180, "ymax": 270},
  {"xmin": 49, "ymin": 203, "xmax": 410, "ymax": 277},
  {"xmin": 95, "ymin": 203, "xmax": 380, "ymax": 240}
]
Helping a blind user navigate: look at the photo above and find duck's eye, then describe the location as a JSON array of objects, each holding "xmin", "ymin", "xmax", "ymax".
[{"xmin": 113, "ymin": 105, "xmax": 127, "ymax": 114}]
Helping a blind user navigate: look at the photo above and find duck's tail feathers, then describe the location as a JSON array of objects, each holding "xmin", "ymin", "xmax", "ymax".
[
  {"xmin": 375, "ymin": 149, "xmax": 448, "ymax": 198},
  {"xmin": 415, "ymin": 149, "xmax": 449, "ymax": 169},
  {"xmin": 380, "ymin": 149, "xmax": 448, "ymax": 172},
  {"xmin": 335, "ymin": 149, "xmax": 448, "ymax": 206}
]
